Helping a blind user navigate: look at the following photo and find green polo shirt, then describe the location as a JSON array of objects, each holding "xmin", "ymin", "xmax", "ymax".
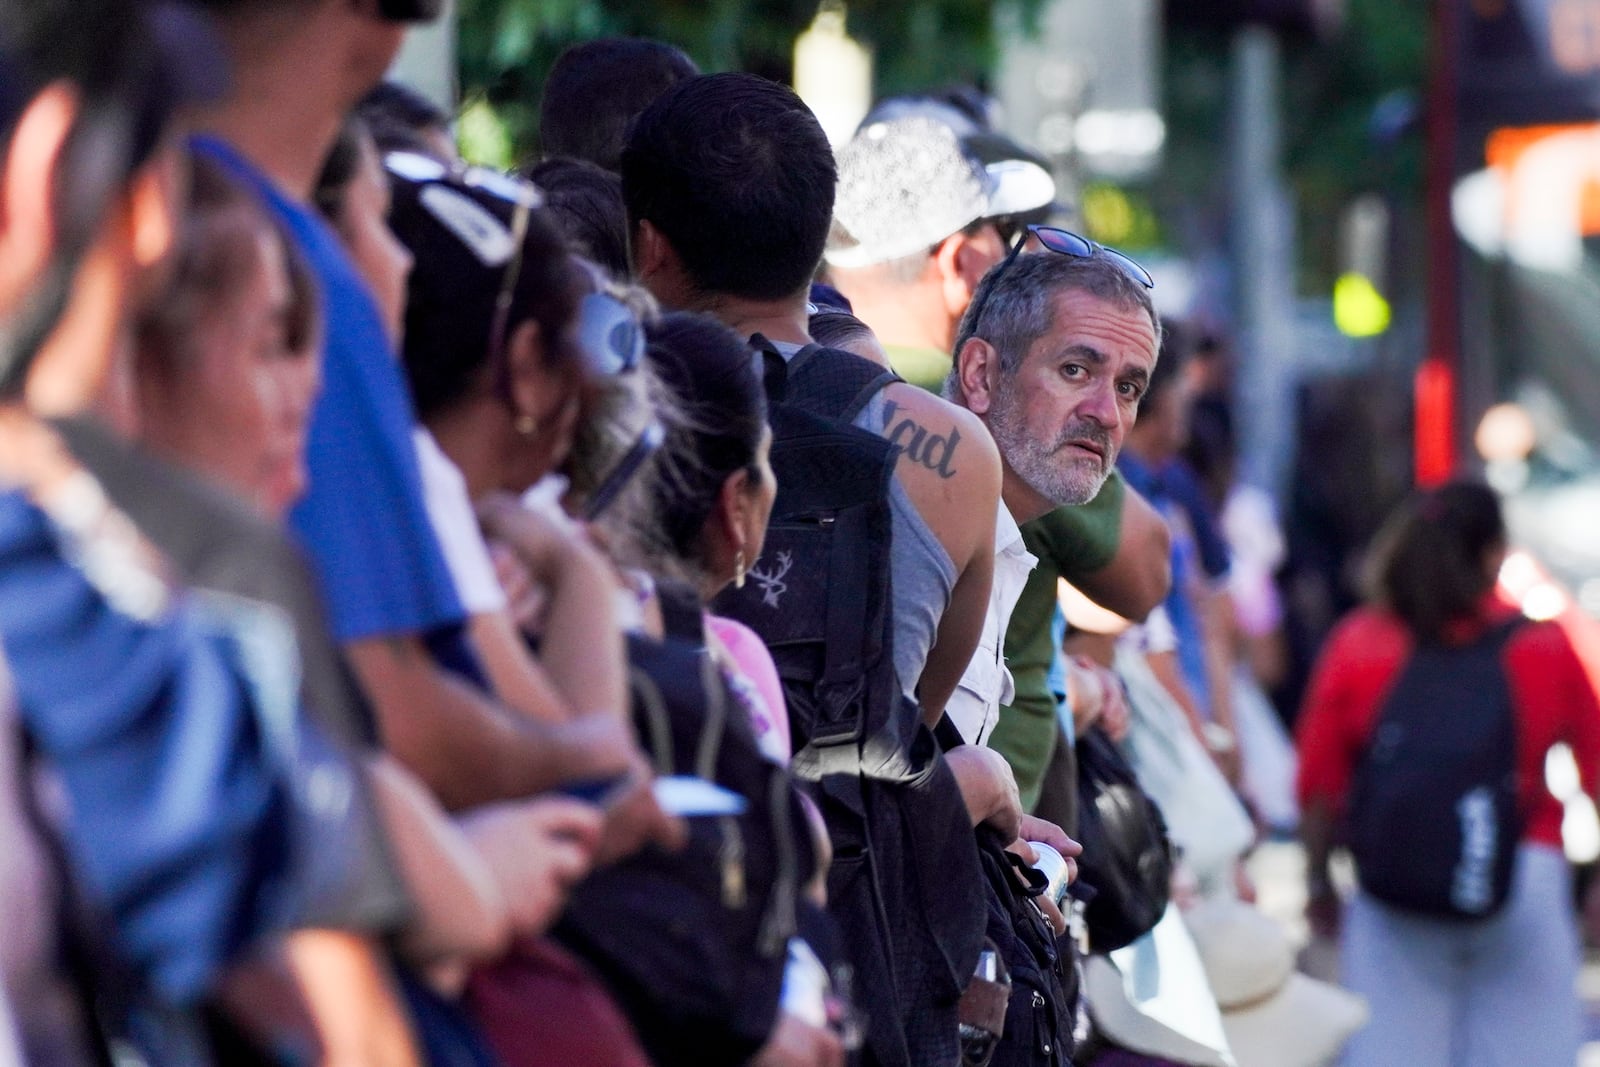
[
  {"xmin": 885, "ymin": 343, "xmax": 953, "ymax": 394},
  {"xmin": 990, "ymin": 471, "xmax": 1126, "ymax": 810}
]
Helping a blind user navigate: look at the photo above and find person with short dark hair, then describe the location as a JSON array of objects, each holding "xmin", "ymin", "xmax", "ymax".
[
  {"xmin": 623, "ymin": 73, "xmax": 837, "ymax": 306},
  {"xmin": 524, "ymin": 157, "xmax": 631, "ymax": 279},
  {"xmin": 623, "ymin": 71, "xmax": 1040, "ymax": 1067},
  {"xmin": 358, "ymin": 78, "xmax": 456, "ymax": 161},
  {"xmin": 539, "ymin": 37, "xmax": 698, "ymax": 172}
]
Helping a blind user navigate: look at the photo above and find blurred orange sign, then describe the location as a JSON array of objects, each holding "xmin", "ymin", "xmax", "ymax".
[{"xmin": 1485, "ymin": 123, "xmax": 1600, "ymax": 236}]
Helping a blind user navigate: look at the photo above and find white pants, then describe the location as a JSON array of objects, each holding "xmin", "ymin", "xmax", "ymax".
[{"xmin": 1340, "ymin": 843, "xmax": 1581, "ymax": 1067}]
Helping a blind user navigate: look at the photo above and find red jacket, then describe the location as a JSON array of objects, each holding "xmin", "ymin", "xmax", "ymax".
[{"xmin": 1296, "ymin": 599, "xmax": 1600, "ymax": 849}]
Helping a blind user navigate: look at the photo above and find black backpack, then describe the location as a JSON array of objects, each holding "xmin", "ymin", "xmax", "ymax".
[
  {"xmin": 714, "ymin": 339, "xmax": 916, "ymax": 779},
  {"xmin": 554, "ymin": 586, "xmax": 819, "ymax": 1067},
  {"xmin": 974, "ymin": 830, "xmax": 1081, "ymax": 1067},
  {"xmin": 712, "ymin": 338, "xmax": 985, "ymax": 1067},
  {"xmin": 1346, "ymin": 619, "xmax": 1523, "ymax": 920},
  {"xmin": 1072, "ymin": 726, "xmax": 1175, "ymax": 952}
]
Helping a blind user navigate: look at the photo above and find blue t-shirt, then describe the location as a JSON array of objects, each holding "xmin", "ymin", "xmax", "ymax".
[
  {"xmin": 0, "ymin": 490, "xmax": 291, "ymax": 1006},
  {"xmin": 194, "ymin": 136, "xmax": 463, "ymax": 643},
  {"xmin": 1118, "ymin": 453, "xmax": 1231, "ymax": 715}
]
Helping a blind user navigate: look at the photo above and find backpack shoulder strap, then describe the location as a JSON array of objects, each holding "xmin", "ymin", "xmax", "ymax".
[
  {"xmin": 654, "ymin": 579, "xmax": 707, "ymax": 645},
  {"xmin": 788, "ymin": 346, "xmax": 901, "ymax": 424},
  {"xmin": 749, "ymin": 333, "xmax": 901, "ymax": 424}
]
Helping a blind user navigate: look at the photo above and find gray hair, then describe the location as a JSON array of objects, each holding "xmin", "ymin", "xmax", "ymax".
[{"xmin": 944, "ymin": 250, "xmax": 1160, "ymax": 397}]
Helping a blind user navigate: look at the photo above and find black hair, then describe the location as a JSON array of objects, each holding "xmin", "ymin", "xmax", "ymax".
[
  {"xmin": 358, "ymin": 80, "xmax": 451, "ymax": 157},
  {"xmin": 313, "ymin": 113, "xmax": 369, "ymax": 225},
  {"xmin": 1141, "ymin": 318, "xmax": 1192, "ymax": 415},
  {"xmin": 390, "ymin": 181, "xmax": 583, "ymax": 421},
  {"xmin": 523, "ymin": 158, "xmax": 630, "ymax": 280},
  {"xmin": 622, "ymin": 72, "xmax": 837, "ymax": 303},
  {"xmin": 0, "ymin": 0, "xmax": 225, "ymax": 397},
  {"xmin": 644, "ymin": 312, "xmax": 767, "ymax": 564},
  {"xmin": 808, "ymin": 308, "xmax": 878, "ymax": 353},
  {"xmin": 538, "ymin": 37, "xmax": 699, "ymax": 173},
  {"xmin": 1372, "ymin": 481, "xmax": 1506, "ymax": 645}
]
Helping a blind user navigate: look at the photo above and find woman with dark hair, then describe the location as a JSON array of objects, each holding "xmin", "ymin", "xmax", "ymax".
[
  {"xmin": 591, "ymin": 310, "xmax": 847, "ymax": 1067},
  {"xmin": 1296, "ymin": 480, "xmax": 1600, "ymax": 1067},
  {"xmin": 385, "ymin": 155, "xmax": 588, "ymax": 494},
  {"xmin": 618, "ymin": 311, "xmax": 786, "ymax": 756}
]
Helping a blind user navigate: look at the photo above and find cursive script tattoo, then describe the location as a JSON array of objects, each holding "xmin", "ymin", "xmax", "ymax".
[{"xmin": 880, "ymin": 399, "xmax": 960, "ymax": 479}]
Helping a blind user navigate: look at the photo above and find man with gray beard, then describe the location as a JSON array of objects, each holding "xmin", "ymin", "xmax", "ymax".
[{"xmin": 940, "ymin": 234, "xmax": 1161, "ymax": 746}]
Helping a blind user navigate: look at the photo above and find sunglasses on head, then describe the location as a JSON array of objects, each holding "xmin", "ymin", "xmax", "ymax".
[
  {"xmin": 384, "ymin": 151, "xmax": 544, "ymax": 372},
  {"xmin": 965, "ymin": 224, "xmax": 1154, "ymax": 340}
]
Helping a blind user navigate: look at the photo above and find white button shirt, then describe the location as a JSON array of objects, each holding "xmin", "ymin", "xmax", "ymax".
[{"xmin": 945, "ymin": 504, "xmax": 1038, "ymax": 746}]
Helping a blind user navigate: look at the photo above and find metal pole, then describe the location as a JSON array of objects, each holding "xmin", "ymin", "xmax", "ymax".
[
  {"xmin": 1415, "ymin": 0, "xmax": 1459, "ymax": 486},
  {"xmin": 1229, "ymin": 25, "xmax": 1298, "ymax": 504}
]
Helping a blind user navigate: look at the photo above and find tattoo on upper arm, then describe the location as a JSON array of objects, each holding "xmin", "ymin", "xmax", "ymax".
[{"xmin": 880, "ymin": 399, "xmax": 960, "ymax": 479}]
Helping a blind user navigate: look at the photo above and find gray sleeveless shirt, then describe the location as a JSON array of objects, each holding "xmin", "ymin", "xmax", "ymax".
[
  {"xmin": 765, "ymin": 341, "xmax": 958, "ymax": 704},
  {"xmin": 853, "ymin": 390, "xmax": 958, "ymax": 703}
]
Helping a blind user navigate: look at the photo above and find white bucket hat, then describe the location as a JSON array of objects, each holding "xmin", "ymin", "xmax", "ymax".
[
  {"xmin": 1083, "ymin": 956, "xmax": 1232, "ymax": 1067},
  {"xmin": 826, "ymin": 116, "xmax": 992, "ymax": 269},
  {"xmin": 1185, "ymin": 900, "xmax": 1368, "ymax": 1067}
]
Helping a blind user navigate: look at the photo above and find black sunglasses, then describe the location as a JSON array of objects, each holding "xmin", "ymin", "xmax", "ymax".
[{"xmin": 965, "ymin": 225, "xmax": 1154, "ymax": 340}]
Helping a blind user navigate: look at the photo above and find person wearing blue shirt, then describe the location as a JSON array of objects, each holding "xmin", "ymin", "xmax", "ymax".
[
  {"xmin": 1117, "ymin": 323, "xmax": 1237, "ymax": 748},
  {"xmin": 0, "ymin": 4, "xmax": 298, "ymax": 1058},
  {"xmin": 188, "ymin": 0, "xmax": 635, "ymax": 812},
  {"xmin": 198, "ymin": 134, "xmax": 465, "ymax": 645}
]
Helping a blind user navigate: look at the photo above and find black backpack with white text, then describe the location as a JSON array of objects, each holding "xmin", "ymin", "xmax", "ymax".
[{"xmin": 1346, "ymin": 619, "xmax": 1523, "ymax": 920}]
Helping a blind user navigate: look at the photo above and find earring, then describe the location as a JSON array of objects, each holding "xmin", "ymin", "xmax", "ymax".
[
  {"xmin": 734, "ymin": 549, "xmax": 747, "ymax": 589},
  {"xmin": 515, "ymin": 413, "xmax": 538, "ymax": 436}
]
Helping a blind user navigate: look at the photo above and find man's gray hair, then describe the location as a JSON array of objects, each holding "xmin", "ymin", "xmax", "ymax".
[{"xmin": 944, "ymin": 251, "xmax": 1160, "ymax": 397}]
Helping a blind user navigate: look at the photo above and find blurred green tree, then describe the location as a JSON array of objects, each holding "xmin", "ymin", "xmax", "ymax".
[
  {"xmin": 1158, "ymin": 0, "xmax": 1429, "ymax": 293},
  {"xmin": 455, "ymin": 0, "xmax": 1040, "ymax": 163}
]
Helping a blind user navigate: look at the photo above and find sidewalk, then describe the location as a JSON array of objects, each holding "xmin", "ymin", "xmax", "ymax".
[{"xmin": 1247, "ymin": 840, "xmax": 1600, "ymax": 1066}]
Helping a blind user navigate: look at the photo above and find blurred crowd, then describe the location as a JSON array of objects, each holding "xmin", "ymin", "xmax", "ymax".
[{"xmin": 1, "ymin": 3, "xmax": 1597, "ymax": 1067}]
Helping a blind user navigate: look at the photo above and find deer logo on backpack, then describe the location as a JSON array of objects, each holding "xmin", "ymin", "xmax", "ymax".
[{"xmin": 747, "ymin": 550, "xmax": 792, "ymax": 609}]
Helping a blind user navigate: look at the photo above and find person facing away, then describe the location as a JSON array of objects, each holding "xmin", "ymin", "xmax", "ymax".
[
  {"xmin": 621, "ymin": 69, "xmax": 1086, "ymax": 1067},
  {"xmin": 538, "ymin": 36, "xmax": 699, "ymax": 173},
  {"xmin": 1296, "ymin": 480, "xmax": 1600, "ymax": 1067}
]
